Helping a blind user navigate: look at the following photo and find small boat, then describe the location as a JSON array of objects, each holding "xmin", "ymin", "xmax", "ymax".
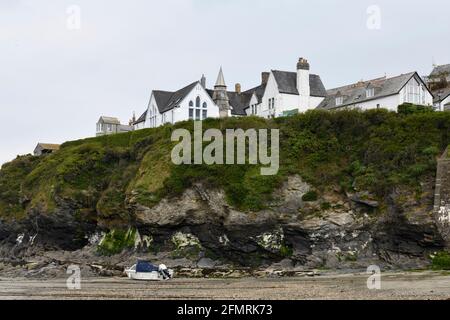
[{"xmin": 125, "ymin": 260, "xmax": 174, "ymax": 281}]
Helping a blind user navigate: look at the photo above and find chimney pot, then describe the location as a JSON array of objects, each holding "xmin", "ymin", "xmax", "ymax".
[
  {"xmin": 297, "ymin": 57, "xmax": 310, "ymax": 70},
  {"xmin": 235, "ymin": 83, "xmax": 241, "ymax": 94}
]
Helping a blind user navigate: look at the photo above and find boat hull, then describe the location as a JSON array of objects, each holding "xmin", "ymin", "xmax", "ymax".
[{"xmin": 125, "ymin": 270, "xmax": 174, "ymax": 281}]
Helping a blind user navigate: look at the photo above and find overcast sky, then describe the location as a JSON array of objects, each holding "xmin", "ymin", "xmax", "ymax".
[{"xmin": 1, "ymin": 0, "xmax": 449, "ymax": 165}]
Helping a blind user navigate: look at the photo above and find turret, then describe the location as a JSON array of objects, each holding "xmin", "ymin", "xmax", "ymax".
[{"xmin": 212, "ymin": 67, "xmax": 230, "ymax": 118}]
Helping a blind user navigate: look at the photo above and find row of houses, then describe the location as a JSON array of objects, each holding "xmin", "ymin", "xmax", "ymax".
[{"xmin": 96, "ymin": 58, "xmax": 450, "ymax": 135}]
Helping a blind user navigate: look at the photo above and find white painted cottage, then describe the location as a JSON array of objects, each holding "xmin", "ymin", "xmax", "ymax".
[
  {"xmin": 317, "ymin": 72, "xmax": 433, "ymax": 112},
  {"xmin": 96, "ymin": 116, "xmax": 133, "ymax": 137},
  {"xmin": 134, "ymin": 69, "xmax": 253, "ymax": 129},
  {"xmin": 133, "ymin": 57, "xmax": 327, "ymax": 129},
  {"xmin": 245, "ymin": 58, "xmax": 327, "ymax": 118}
]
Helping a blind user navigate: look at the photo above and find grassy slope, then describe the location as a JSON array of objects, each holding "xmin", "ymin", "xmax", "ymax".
[{"xmin": 0, "ymin": 109, "xmax": 449, "ymax": 226}]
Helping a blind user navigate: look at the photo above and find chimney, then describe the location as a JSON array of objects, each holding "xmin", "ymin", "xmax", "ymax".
[
  {"xmin": 200, "ymin": 74, "xmax": 206, "ymax": 88},
  {"xmin": 261, "ymin": 72, "xmax": 270, "ymax": 85},
  {"xmin": 129, "ymin": 111, "xmax": 136, "ymax": 126},
  {"xmin": 235, "ymin": 83, "xmax": 241, "ymax": 94},
  {"xmin": 297, "ymin": 57, "xmax": 310, "ymax": 98}
]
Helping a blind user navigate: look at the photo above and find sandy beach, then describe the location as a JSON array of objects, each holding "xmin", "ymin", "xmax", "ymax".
[{"xmin": 1, "ymin": 271, "xmax": 449, "ymax": 300}]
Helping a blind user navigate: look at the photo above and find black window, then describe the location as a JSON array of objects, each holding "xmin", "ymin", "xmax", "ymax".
[
  {"xmin": 196, "ymin": 109, "xmax": 201, "ymax": 120},
  {"xmin": 196, "ymin": 97, "xmax": 201, "ymax": 108},
  {"xmin": 202, "ymin": 110, "xmax": 207, "ymax": 119},
  {"xmin": 189, "ymin": 108, "xmax": 194, "ymax": 120}
]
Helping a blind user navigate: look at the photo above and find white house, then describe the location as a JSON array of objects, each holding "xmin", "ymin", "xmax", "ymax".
[
  {"xmin": 317, "ymin": 72, "xmax": 433, "ymax": 112},
  {"xmin": 133, "ymin": 58, "xmax": 327, "ymax": 128},
  {"xmin": 134, "ymin": 75, "xmax": 223, "ymax": 129},
  {"xmin": 433, "ymin": 88, "xmax": 450, "ymax": 111},
  {"xmin": 96, "ymin": 116, "xmax": 133, "ymax": 137},
  {"xmin": 245, "ymin": 58, "xmax": 327, "ymax": 118},
  {"xmin": 133, "ymin": 69, "xmax": 262, "ymax": 129}
]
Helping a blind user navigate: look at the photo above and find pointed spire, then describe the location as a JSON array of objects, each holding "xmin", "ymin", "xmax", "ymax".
[{"xmin": 215, "ymin": 67, "xmax": 226, "ymax": 87}]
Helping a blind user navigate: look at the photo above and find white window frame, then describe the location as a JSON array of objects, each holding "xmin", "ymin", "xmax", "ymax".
[{"xmin": 366, "ymin": 88, "xmax": 375, "ymax": 98}]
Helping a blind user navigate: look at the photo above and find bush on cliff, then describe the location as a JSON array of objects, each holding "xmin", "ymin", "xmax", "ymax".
[{"xmin": 0, "ymin": 109, "xmax": 449, "ymax": 226}]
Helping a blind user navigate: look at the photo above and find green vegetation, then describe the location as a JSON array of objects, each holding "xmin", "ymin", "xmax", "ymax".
[
  {"xmin": 397, "ymin": 103, "xmax": 434, "ymax": 115},
  {"xmin": 0, "ymin": 155, "xmax": 41, "ymax": 219},
  {"xmin": 431, "ymin": 251, "xmax": 450, "ymax": 270},
  {"xmin": 0, "ymin": 109, "xmax": 449, "ymax": 226},
  {"xmin": 97, "ymin": 228, "xmax": 137, "ymax": 256},
  {"xmin": 302, "ymin": 191, "xmax": 318, "ymax": 202},
  {"xmin": 280, "ymin": 244, "xmax": 294, "ymax": 258}
]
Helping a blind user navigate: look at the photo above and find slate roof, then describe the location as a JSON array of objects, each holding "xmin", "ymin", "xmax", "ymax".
[
  {"xmin": 153, "ymin": 82, "xmax": 199, "ymax": 113},
  {"xmin": 271, "ymin": 70, "xmax": 327, "ymax": 97},
  {"xmin": 118, "ymin": 124, "xmax": 133, "ymax": 132},
  {"xmin": 430, "ymin": 64, "xmax": 450, "ymax": 77},
  {"xmin": 433, "ymin": 87, "xmax": 450, "ymax": 103},
  {"xmin": 317, "ymin": 72, "xmax": 427, "ymax": 110},
  {"xmin": 227, "ymin": 90, "xmax": 254, "ymax": 116},
  {"xmin": 98, "ymin": 116, "xmax": 120, "ymax": 125},
  {"xmin": 134, "ymin": 110, "xmax": 147, "ymax": 124},
  {"xmin": 206, "ymin": 83, "xmax": 267, "ymax": 116}
]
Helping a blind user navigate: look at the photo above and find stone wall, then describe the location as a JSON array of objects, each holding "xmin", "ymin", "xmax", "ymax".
[{"xmin": 434, "ymin": 147, "xmax": 450, "ymax": 242}]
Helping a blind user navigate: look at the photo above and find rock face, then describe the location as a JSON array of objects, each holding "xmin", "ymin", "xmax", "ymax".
[{"xmin": 0, "ymin": 175, "xmax": 447, "ymax": 275}]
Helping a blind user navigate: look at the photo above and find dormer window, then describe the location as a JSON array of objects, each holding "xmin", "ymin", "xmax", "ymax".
[
  {"xmin": 336, "ymin": 96, "xmax": 344, "ymax": 106},
  {"xmin": 366, "ymin": 88, "xmax": 375, "ymax": 98}
]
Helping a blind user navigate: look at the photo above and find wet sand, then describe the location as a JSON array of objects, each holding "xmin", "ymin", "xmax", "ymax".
[{"xmin": 1, "ymin": 271, "xmax": 449, "ymax": 300}]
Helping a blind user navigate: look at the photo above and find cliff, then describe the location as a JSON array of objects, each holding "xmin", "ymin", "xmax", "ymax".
[{"xmin": 1, "ymin": 109, "xmax": 450, "ymax": 276}]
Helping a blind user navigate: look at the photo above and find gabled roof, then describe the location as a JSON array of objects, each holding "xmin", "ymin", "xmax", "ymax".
[
  {"xmin": 433, "ymin": 87, "xmax": 450, "ymax": 103},
  {"xmin": 248, "ymin": 83, "xmax": 267, "ymax": 104},
  {"xmin": 206, "ymin": 83, "xmax": 267, "ymax": 116},
  {"xmin": 271, "ymin": 70, "xmax": 327, "ymax": 97},
  {"xmin": 430, "ymin": 64, "xmax": 450, "ymax": 77},
  {"xmin": 317, "ymin": 72, "xmax": 428, "ymax": 110},
  {"xmin": 153, "ymin": 81, "xmax": 199, "ymax": 113},
  {"xmin": 98, "ymin": 116, "xmax": 120, "ymax": 125},
  {"xmin": 134, "ymin": 110, "xmax": 147, "ymax": 124},
  {"xmin": 227, "ymin": 91, "xmax": 254, "ymax": 116},
  {"xmin": 35, "ymin": 143, "xmax": 60, "ymax": 151}
]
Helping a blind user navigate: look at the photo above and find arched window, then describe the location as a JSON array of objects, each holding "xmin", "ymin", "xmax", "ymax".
[
  {"xmin": 196, "ymin": 97, "xmax": 201, "ymax": 108},
  {"xmin": 189, "ymin": 101, "xmax": 194, "ymax": 120},
  {"xmin": 203, "ymin": 102, "xmax": 207, "ymax": 109}
]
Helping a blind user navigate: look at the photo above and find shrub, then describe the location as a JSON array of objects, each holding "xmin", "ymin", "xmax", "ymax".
[
  {"xmin": 431, "ymin": 251, "xmax": 450, "ymax": 270},
  {"xmin": 398, "ymin": 103, "xmax": 434, "ymax": 115},
  {"xmin": 321, "ymin": 202, "xmax": 332, "ymax": 210},
  {"xmin": 97, "ymin": 228, "xmax": 136, "ymax": 256},
  {"xmin": 302, "ymin": 190, "xmax": 318, "ymax": 202},
  {"xmin": 1, "ymin": 109, "xmax": 450, "ymax": 223}
]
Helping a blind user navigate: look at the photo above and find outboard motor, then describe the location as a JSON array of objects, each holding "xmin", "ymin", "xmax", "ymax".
[{"xmin": 158, "ymin": 264, "xmax": 171, "ymax": 280}]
